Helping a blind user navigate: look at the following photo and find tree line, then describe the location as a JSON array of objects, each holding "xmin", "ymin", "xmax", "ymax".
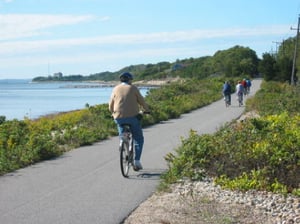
[
  {"xmin": 32, "ymin": 36, "xmax": 299, "ymax": 84},
  {"xmin": 259, "ymin": 37, "xmax": 299, "ymax": 83}
]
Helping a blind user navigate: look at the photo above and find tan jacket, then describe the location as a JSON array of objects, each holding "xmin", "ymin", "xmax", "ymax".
[{"xmin": 109, "ymin": 83, "xmax": 149, "ymax": 119}]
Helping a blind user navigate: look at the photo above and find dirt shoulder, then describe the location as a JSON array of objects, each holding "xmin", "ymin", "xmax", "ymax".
[
  {"xmin": 133, "ymin": 77, "xmax": 182, "ymax": 87},
  {"xmin": 123, "ymin": 181, "xmax": 275, "ymax": 224}
]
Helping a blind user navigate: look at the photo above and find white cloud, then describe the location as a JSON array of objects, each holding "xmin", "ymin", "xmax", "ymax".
[
  {"xmin": 0, "ymin": 14, "xmax": 96, "ymax": 40},
  {"xmin": 0, "ymin": 16, "xmax": 294, "ymax": 78},
  {"xmin": 0, "ymin": 25, "xmax": 292, "ymax": 56},
  {"xmin": 99, "ymin": 16, "xmax": 110, "ymax": 22},
  {"xmin": 0, "ymin": 46, "xmax": 201, "ymax": 70}
]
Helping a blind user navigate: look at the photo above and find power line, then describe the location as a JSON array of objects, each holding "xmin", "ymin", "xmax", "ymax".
[{"xmin": 291, "ymin": 14, "xmax": 300, "ymax": 85}]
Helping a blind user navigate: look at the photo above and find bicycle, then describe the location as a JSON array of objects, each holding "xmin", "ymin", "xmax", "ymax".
[
  {"xmin": 119, "ymin": 112, "xmax": 149, "ymax": 178},
  {"xmin": 224, "ymin": 94, "xmax": 231, "ymax": 107},
  {"xmin": 237, "ymin": 92, "xmax": 243, "ymax": 107},
  {"xmin": 119, "ymin": 123, "xmax": 134, "ymax": 177}
]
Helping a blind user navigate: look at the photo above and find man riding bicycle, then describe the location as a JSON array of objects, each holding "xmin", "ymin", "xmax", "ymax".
[
  {"xmin": 222, "ymin": 81, "xmax": 231, "ymax": 105},
  {"xmin": 109, "ymin": 72, "xmax": 150, "ymax": 171}
]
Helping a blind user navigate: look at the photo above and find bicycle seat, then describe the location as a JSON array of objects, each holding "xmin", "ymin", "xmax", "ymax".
[{"xmin": 121, "ymin": 124, "xmax": 131, "ymax": 132}]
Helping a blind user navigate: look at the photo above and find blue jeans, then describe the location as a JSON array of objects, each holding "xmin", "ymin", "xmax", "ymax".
[{"xmin": 114, "ymin": 116, "xmax": 144, "ymax": 161}]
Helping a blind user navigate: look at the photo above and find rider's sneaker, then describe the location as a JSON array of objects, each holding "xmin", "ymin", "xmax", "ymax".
[{"xmin": 133, "ymin": 160, "xmax": 143, "ymax": 171}]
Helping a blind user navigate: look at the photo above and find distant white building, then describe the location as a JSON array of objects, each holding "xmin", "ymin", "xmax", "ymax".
[{"xmin": 53, "ymin": 72, "xmax": 63, "ymax": 78}]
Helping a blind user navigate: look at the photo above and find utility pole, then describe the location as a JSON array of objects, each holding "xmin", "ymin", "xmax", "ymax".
[
  {"xmin": 291, "ymin": 15, "xmax": 300, "ymax": 85},
  {"xmin": 272, "ymin": 41, "xmax": 281, "ymax": 57}
]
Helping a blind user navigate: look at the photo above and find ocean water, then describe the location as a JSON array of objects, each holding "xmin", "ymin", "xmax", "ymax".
[{"xmin": 0, "ymin": 79, "xmax": 149, "ymax": 121}]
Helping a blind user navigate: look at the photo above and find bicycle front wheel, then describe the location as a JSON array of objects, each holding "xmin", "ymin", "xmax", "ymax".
[
  {"xmin": 238, "ymin": 94, "xmax": 243, "ymax": 107},
  {"xmin": 120, "ymin": 141, "xmax": 130, "ymax": 177},
  {"xmin": 225, "ymin": 95, "xmax": 230, "ymax": 107}
]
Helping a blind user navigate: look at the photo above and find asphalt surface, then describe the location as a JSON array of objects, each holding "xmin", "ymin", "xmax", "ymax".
[{"xmin": 0, "ymin": 79, "xmax": 261, "ymax": 224}]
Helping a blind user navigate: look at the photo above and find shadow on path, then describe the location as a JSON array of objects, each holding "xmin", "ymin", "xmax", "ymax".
[{"xmin": 126, "ymin": 168, "xmax": 166, "ymax": 180}]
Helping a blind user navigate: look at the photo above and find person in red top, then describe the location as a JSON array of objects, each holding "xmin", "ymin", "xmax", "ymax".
[
  {"xmin": 241, "ymin": 79, "xmax": 247, "ymax": 95},
  {"xmin": 109, "ymin": 72, "xmax": 150, "ymax": 171}
]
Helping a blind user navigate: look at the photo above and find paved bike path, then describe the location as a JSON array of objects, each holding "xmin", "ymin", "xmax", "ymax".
[{"xmin": 0, "ymin": 79, "xmax": 262, "ymax": 224}]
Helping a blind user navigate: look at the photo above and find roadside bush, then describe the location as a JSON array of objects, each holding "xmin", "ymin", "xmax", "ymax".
[
  {"xmin": 162, "ymin": 80, "xmax": 300, "ymax": 195},
  {"xmin": 163, "ymin": 113, "xmax": 300, "ymax": 194},
  {"xmin": 246, "ymin": 81, "xmax": 300, "ymax": 116},
  {"xmin": 145, "ymin": 78, "xmax": 223, "ymax": 121}
]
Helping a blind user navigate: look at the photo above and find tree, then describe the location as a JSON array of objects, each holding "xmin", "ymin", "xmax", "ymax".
[
  {"xmin": 260, "ymin": 37, "xmax": 299, "ymax": 83},
  {"xmin": 258, "ymin": 53, "xmax": 277, "ymax": 81},
  {"xmin": 212, "ymin": 45, "xmax": 259, "ymax": 77},
  {"xmin": 276, "ymin": 56, "xmax": 293, "ymax": 82},
  {"xmin": 277, "ymin": 37, "xmax": 299, "ymax": 84}
]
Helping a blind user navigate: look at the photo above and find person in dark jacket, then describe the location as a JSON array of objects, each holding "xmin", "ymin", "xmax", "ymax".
[{"xmin": 222, "ymin": 81, "xmax": 231, "ymax": 105}]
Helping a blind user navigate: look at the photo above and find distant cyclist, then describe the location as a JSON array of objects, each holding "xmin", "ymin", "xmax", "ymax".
[
  {"xmin": 222, "ymin": 81, "xmax": 231, "ymax": 106},
  {"xmin": 246, "ymin": 78, "xmax": 252, "ymax": 94},
  {"xmin": 241, "ymin": 79, "xmax": 248, "ymax": 95},
  {"xmin": 236, "ymin": 81, "xmax": 244, "ymax": 106},
  {"xmin": 109, "ymin": 72, "xmax": 150, "ymax": 171}
]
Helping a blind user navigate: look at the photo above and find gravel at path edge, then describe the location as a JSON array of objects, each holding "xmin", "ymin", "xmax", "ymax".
[{"xmin": 123, "ymin": 179, "xmax": 300, "ymax": 224}]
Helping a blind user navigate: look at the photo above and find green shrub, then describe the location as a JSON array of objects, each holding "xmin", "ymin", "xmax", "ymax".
[
  {"xmin": 163, "ymin": 112, "xmax": 300, "ymax": 194},
  {"xmin": 246, "ymin": 81, "xmax": 300, "ymax": 115}
]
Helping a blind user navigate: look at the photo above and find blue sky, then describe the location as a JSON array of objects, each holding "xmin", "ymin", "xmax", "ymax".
[{"xmin": 0, "ymin": 0, "xmax": 299, "ymax": 79}]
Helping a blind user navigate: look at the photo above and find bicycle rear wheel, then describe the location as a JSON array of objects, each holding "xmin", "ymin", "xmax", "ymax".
[
  {"xmin": 238, "ymin": 94, "xmax": 243, "ymax": 107},
  {"xmin": 120, "ymin": 141, "xmax": 130, "ymax": 177},
  {"xmin": 225, "ymin": 95, "xmax": 230, "ymax": 107}
]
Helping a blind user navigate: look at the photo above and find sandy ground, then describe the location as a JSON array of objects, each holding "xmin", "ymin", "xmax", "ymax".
[{"xmin": 123, "ymin": 182, "xmax": 274, "ymax": 224}]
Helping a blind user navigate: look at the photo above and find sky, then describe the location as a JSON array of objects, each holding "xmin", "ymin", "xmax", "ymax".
[{"xmin": 0, "ymin": 0, "xmax": 300, "ymax": 79}]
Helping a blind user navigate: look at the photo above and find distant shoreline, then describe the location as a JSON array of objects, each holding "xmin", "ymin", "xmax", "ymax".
[{"xmin": 31, "ymin": 78, "xmax": 179, "ymax": 88}]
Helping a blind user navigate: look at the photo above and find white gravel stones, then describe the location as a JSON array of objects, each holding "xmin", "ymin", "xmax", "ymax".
[{"xmin": 173, "ymin": 179, "xmax": 300, "ymax": 224}]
